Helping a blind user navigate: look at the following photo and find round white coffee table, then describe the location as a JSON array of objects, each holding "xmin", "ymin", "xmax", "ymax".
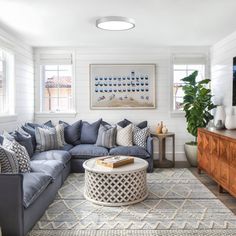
[{"xmin": 83, "ymin": 156, "xmax": 148, "ymax": 206}]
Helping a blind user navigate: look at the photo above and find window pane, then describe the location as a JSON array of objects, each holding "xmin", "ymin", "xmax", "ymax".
[
  {"xmin": 42, "ymin": 64, "xmax": 72, "ymax": 112},
  {"xmin": 187, "ymin": 64, "xmax": 204, "ymax": 70},
  {"xmin": 173, "ymin": 70, "xmax": 187, "ymax": 84},
  {"xmin": 44, "ymin": 97, "xmax": 58, "ymax": 112},
  {"xmin": 174, "ymin": 96, "xmax": 183, "ymax": 110},
  {"xmin": 174, "ymin": 65, "xmax": 187, "ymax": 70},
  {"xmin": 59, "ymin": 97, "xmax": 72, "ymax": 111},
  {"xmin": 59, "ymin": 65, "xmax": 71, "ymax": 71},
  {"xmin": 173, "ymin": 63, "xmax": 205, "ymax": 111},
  {"xmin": 44, "ymin": 65, "xmax": 58, "ymax": 71}
]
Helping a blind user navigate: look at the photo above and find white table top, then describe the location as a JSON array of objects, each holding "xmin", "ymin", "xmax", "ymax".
[{"xmin": 83, "ymin": 156, "xmax": 148, "ymax": 174}]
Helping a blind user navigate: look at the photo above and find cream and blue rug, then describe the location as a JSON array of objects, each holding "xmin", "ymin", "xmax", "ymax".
[{"xmin": 29, "ymin": 169, "xmax": 236, "ymax": 236}]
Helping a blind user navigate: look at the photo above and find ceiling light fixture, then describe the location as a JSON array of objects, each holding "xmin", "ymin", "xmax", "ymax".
[{"xmin": 96, "ymin": 16, "xmax": 135, "ymax": 31}]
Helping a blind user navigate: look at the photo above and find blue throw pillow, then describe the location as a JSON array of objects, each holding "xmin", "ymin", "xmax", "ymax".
[
  {"xmin": 11, "ymin": 131, "xmax": 34, "ymax": 157},
  {"xmin": 117, "ymin": 119, "xmax": 147, "ymax": 129},
  {"xmin": 80, "ymin": 119, "xmax": 102, "ymax": 144},
  {"xmin": 117, "ymin": 119, "xmax": 132, "ymax": 128},
  {"xmin": 22, "ymin": 124, "xmax": 37, "ymax": 150},
  {"xmin": 59, "ymin": 120, "xmax": 82, "ymax": 145},
  {"xmin": 27, "ymin": 120, "xmax": 53, "ymax": 129},
  {"xmin": 22, "ymin": 121, "xmax": 54, "ymax": 151}
]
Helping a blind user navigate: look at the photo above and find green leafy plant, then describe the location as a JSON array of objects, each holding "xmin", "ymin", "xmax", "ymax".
[{"xmin": 181, "ymin": 71, "xmax": 216, "ymax": 144}]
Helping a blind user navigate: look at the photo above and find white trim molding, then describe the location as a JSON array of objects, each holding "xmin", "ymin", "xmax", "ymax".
[{"xmin": 0, "ymin": 114, "xmax": 17, "ymax": 123}]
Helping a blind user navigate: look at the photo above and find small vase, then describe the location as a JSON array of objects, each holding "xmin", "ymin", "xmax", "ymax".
[
  {"xmin": 225, "ymin": 115, "xmax": 236, "ymax": 129},
  {"xmin": 162, "ymin": 125, "xmax": 168, "ymax": 134},
  {"xmin": 156, "ymin": 123, "xmax": 162, "ymax": 134},
  {"xmin": 156, "ymin": 121, "xmax": 163, "ymax": 134},
  {"xmin": 214, "ymin": 105, "xmax": 226, "ymax": 126}
]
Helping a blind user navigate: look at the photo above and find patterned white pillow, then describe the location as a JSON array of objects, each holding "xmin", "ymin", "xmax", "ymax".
[
  {"xmin": 3, "ymin": 138, "xmax": 30, "ymax": 173},
  {"xmin": 133, "ymin": 126, "xmax": 150, "ymax": 148},
  {"xmin": 0, "ymin": 145, "xmax": 19, "ymax": 173},
  {"xmin": 116, "ymin": 124, "xmax": 133, "ymax": 146}
]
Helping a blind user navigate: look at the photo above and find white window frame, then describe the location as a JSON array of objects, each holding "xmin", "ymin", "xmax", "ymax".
[
  {"xmin": 170, "ymin": 54, "xmax": 207, "ymax": 115},
  {"xmin": 37, "ymin": 52, "xmax": 76, "ymax": 116},
  {"xmin": 0, "ymin": 48, "xmax": 15, "ymax": 120}
]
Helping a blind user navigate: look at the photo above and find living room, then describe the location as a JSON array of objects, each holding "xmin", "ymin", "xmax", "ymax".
[{"xmin": 0, "ymin": 0, "xmax": 236, "ymax": 236}]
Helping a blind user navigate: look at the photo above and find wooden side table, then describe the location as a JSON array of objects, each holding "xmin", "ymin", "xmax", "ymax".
[{"xmin": 151, "ymin": 132, "xmax": 175, "ymax": 168}]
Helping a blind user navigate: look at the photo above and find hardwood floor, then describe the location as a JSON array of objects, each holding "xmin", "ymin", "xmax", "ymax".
[{"xmin": 190, "ymin": 167, "xmax": 236, "ymax": 214}]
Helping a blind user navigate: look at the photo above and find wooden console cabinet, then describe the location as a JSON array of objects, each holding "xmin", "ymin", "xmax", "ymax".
[{"xmin": 198, "ymin": 128, "xmax": 236, "ymax": 196}]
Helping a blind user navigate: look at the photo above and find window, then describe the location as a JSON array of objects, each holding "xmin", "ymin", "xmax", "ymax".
[
  {"xmin": 39, "ymin": 53, "xmax": 74, "ymax": 113},
  {"xmin": 41, "ymin": 65, "xmax": 73, "ymax": 112},
  {"xmin": 0, "ymin": 58, "xmax": 6, "ymax": 113},
  {"xmin": 172, "ymin": 56, "xmax": 206, "ymax": 111},
  {"xmin": 0, "ymin": 49, "xmax": 14, "ymax": 115}
]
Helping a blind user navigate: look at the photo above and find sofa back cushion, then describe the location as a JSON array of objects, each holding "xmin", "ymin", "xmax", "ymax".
[
  {"xmin": 22, "ymin": 121, "xmax": 54, "ymax": 151},
  {"xmin": 116, "ymin": 124, "xmax": 133, "ymax": 146},
  {"xmin": 35, "ymin": 127, "xmax": 59, "ymax": 152},
  {"xmin": 11, "ymin": 130, "xmax": 34, "ymax": 157},
  {"xmin": 0, "ymin": 145, "xmax": 19, "ymax": 173},
  {"xmin": 96, "ymin": 125, "xmax": 116, "ymax": 148},
  {"xmin": 117, "ymin": 119, "xmax": 148, "ymax": 129},
  {"xmin": 80, "ymin": 119, "xmax": 102, "ymax": 144},
  {"xmin": 59, "ymin": 120, "xmax": 82, "ymax": 145}
]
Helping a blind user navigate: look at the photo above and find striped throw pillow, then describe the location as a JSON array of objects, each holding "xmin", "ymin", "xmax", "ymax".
[
  {"xmin": 96, "ymin": 125, "xmax": 116, "ymax": 148},
  {"xmin": 0, "ymin": 145, "xmax": 19, "ymax": 173},
  {"xmin": 55, "ymin": 124, "xmax": 67, "ymax": 147},
  {"xmin": 35, "ymin": 127, "xmax": 59, "ymax": 152}
]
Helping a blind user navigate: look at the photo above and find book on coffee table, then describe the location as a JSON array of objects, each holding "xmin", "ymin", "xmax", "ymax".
[{"xmin": 96, "ymin": 156, "xmax": 134, "ymax": 168}]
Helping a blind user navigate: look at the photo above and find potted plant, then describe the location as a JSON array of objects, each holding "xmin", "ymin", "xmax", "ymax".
[{"xmin": 181, "ymin": 71, "xmax": 216, "ymax": 166}]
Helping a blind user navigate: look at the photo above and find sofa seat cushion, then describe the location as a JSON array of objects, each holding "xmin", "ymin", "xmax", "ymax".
[
  {"xmin": 30, "ymin": 160, "xmax": 64, "ymax": 179},
  {"xmin": 31, "ymin": 150, "xmax": 71, "ymax": 166},
  {"xmin": 109, "ymin": 146, "xmax": 150, "ymax": 158},
  {"xmin": 70, "ymin": 144, "xmax": 109, "ymax": 159},
  {"xmin": 23, "ymin": 172, "xmax": 52, "ymax": 208}
]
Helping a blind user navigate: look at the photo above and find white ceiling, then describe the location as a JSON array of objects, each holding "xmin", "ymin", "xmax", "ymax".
[{"xmin": 0, "ymin": 0, "xmax": 236, "ymax": 47}]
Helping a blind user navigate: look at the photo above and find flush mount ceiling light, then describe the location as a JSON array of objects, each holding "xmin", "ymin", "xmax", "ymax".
[{"xmin": 96, "ymin": 16, "xmax": 135, "ymax": 31}]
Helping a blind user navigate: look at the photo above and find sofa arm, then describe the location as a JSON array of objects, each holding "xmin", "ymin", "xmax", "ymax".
[
  {"xmin": 0, "ymin": 174, "xmax": 24, "ymax": 236},
  {"xmin": 146, "ymin": 136, "xmax": 153, "ymax": 156}
]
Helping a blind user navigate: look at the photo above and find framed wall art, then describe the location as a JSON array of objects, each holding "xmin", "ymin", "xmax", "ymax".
[{"xmin": 90, "ymin": 64, "xmax": 156, "ymax": 109}]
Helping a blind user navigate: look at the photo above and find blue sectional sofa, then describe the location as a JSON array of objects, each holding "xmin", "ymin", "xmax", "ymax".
[{"xmin": 0, "ymin": 120, "xmax": 154, "ymax": 236}]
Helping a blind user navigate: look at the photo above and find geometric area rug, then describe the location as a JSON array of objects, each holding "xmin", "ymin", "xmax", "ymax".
[{"xmin": 29, "ymin": 169, "xmax": 236, "ymax": 236}]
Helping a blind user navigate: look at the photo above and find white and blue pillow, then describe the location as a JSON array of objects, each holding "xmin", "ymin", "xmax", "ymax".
[{"xmin": 0, "ymin": 145, "xmax": 19, "ymax": 173}]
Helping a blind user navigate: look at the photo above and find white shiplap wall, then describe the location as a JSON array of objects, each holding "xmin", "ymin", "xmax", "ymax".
[
  {"xmin": 34, "ymin": 46, "xmax": 210, "ymax": 161},
  {"xmin": 0, "ymin": 28, "xmax": 34, "ymax": 131},
  {"xmin": 211, "ymin": 31, "xmax": 236, "ymax": 110}
]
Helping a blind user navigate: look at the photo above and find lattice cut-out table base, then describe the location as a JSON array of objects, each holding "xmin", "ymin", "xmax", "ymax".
[{"xmin": 83, "ymin": 157, "xmax": 148, "ymax": 206}]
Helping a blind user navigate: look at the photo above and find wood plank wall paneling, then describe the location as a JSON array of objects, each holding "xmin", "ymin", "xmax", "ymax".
[
  {"xmin": 211, "ymin": 31, "xmax": 236, "ymax": 107},
  {"xmin": 0, "ymin": 29, "xmax": 34, "ymax": 132},
  {"xmin": 34, "ymin": 46, "xmax": 210, "ymax": 161}
]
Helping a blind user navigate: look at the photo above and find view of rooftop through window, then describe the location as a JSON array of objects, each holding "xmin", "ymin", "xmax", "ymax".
[
  {"xmin": 41, "ymin": 65, "xmax": 72, "ymax": 112},
  {"xmin": 173, "ymin": 64, "xmax": 205, "ymax": 111}
]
